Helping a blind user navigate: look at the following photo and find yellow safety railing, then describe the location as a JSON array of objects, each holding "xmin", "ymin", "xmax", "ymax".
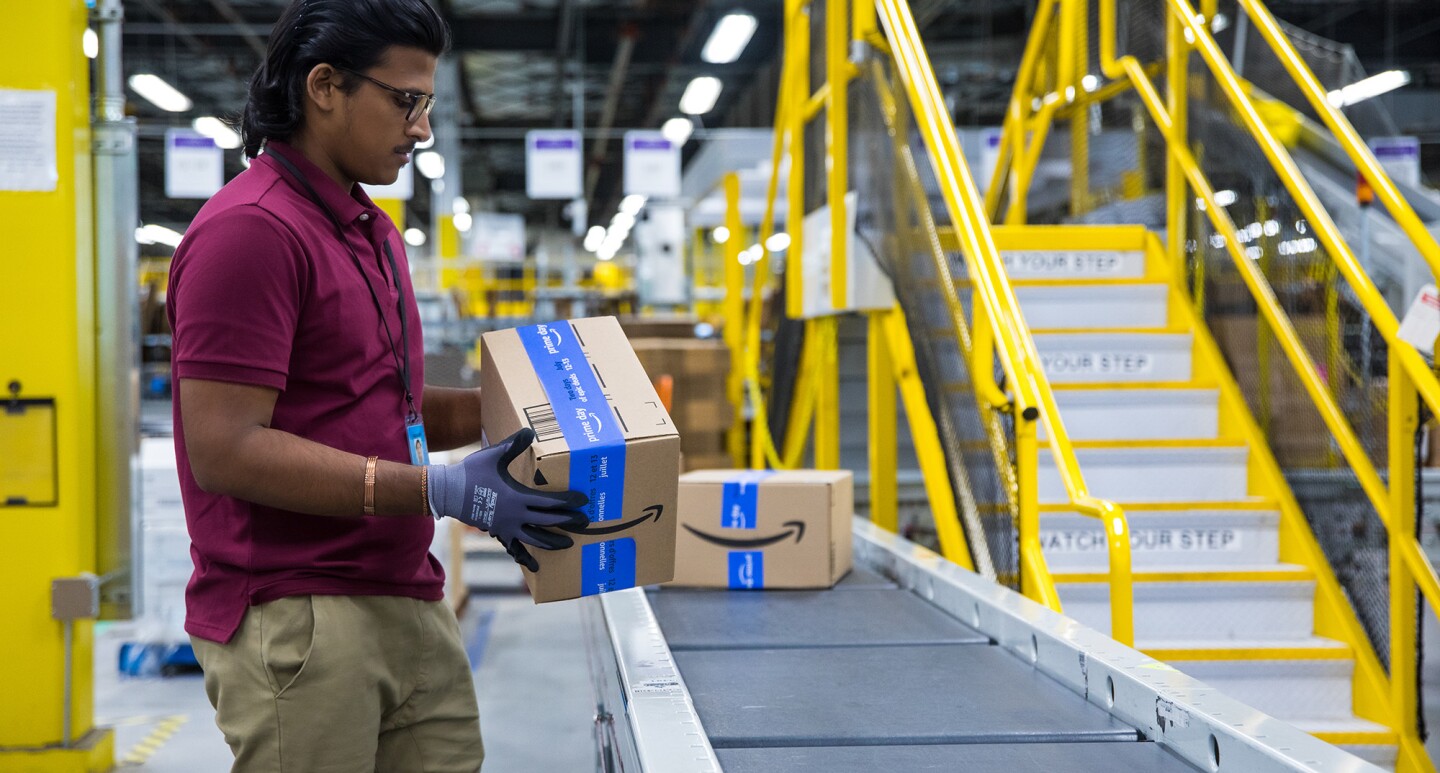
[
  {"xmin": 994, "ymin": 0, "xmax": 1440, "ymax": 765},
  {"xmin": 873, "ymin": 0, "xmax": 1133, "ymax": 643}
]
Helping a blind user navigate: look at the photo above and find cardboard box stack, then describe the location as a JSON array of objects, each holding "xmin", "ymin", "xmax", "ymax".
[
  {"xmin": 669, "ymin": 469, "xmax": 854, "ymax": 590},
  {"xmin": 480, "ymin": 317, "xmax": 681, "ymax": 602},
  {"xmin": 630, "ymin": 338, "xmax": 733, "ymax": 470}
]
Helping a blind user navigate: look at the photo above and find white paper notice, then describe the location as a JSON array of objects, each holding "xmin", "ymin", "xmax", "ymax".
[
  {"xmin": 1397, "ymin": 284, "xmax": 1440, "ymax": 357},
  {"xmin": 0, "ymin": 89, "xmax": 58, "ymax": 192}
]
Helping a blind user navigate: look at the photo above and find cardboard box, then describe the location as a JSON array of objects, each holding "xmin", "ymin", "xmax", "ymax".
[
  {"xmin": 480, "ymin": 317, "xmax": 681, "ymax": 602},
  {"xmin": 669, "ymin": 470, "xmax": 854, "ymax": 589},
  {"xmin": 618, "ymin": 315, "xmax": 703, "ymax": 339}
]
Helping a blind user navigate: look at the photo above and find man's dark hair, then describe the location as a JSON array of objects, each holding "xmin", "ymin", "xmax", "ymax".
[{"xmin": 240, "ymin": 0, "xmax": 450, "ymax": 158}]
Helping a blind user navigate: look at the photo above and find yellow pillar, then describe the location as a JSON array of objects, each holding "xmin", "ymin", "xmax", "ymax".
[
  {"xmin": 0, "ymin": 2, "xmax": 115, "ymax": 770},
  {"xmin": 867, "ymin": 312, "xmax": 898, "ymax": 531},
  {"xmin": 723, "ymin": 173, "xmax": 747, "ymax": 468}
]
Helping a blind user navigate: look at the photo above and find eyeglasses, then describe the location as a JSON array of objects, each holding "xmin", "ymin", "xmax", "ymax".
[{"xmin": 339, "ymin": 69, "xmax": 436, "ymax": 125}]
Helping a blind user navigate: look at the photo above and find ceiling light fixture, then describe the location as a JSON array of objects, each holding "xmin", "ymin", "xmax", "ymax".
[
  {"xmin": 128, "ymin": 74, "xmax": 192, "ymax": 113},
  {"xmin": 680, "ymin": 77, "xmax": 723, "ymax": 115},
  {"xmin": 192, "ymin": 116, "xmax": 241, "ymax": 150},
  {"xmin": 415, "ymin": 151, "xmax": 445, "ymax": 179},
  {"xmin": 404, "ymin": 228, "xmax": 427, "ymax": 247},
  {"xmin": 701, "ymin": 13, "xmax": 758, "ymax": 64},
  {"xmin": 83, "ymin": 29, "xmax": 99, "ymax": 59},
  {"xmin": 662, "ymin": 117, "xmax": 694, "ymax": 145},
  {"xmin": 1327, "ymin": 70, "xmax": 1410, "ymax": 108}
]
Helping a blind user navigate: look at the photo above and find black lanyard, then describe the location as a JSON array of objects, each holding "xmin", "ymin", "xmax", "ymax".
[{"xmin": 266, "ymin": 149, "xmax": 417, "ymax": 421}]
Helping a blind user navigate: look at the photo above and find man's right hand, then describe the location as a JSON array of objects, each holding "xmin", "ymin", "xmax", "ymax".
[{"xmin": 427, "ymin": 428, "xmax": 589, "ymax": 571}]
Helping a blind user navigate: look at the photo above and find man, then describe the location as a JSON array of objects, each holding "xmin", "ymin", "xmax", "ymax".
[{"xmin": 168, "ymin": 1, "xmax": 586, "ymax": 770}]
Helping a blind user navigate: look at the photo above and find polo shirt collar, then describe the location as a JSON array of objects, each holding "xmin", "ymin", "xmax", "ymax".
[{"xmin": 263, "ymin": 141, "xmax": 373, "ymax": 226}]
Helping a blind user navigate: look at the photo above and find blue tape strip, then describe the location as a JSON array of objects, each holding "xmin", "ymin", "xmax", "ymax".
[
  {"xmin": 721, "ymin": 470, "xmax": 775, "ymax": 530},
  {"xmin": 728, "ymin": 551, "xmax": 764, "ymax": 590},
  {"xmin": 582, "ymin": 539, "xmax": 636, "ymax": 595},
  {"xmin": 518, "ymin": 321, "xmax": 633, "ymax": 595}
]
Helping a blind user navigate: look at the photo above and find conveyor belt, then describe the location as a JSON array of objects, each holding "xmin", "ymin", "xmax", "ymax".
[{"xmin": 585, "ymin": 520, "xmax": 1384, "ymax": 773}]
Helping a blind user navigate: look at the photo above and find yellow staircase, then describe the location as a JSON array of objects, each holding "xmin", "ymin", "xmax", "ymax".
[{"xmin": 995, "ymin": 224, "xmax": 1398, "ymax": 766}]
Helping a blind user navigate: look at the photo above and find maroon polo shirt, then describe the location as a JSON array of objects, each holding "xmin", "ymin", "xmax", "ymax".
[{"xmin": 168, "ymin": 142, "xmax": 442, "ymax": 644}]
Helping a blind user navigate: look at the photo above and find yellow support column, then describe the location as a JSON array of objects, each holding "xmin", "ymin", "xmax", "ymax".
[
  {"xmin": 785, "ymin": 0, "xmax": 809, "ymax": 319},
  {"xmin": 825, "ymin": 0, "xmax": 849, "ymax": 312},
  {"xmin": 723, "ymin": 173, "xmax": 747, "ymax": 468},
  {"xmin": 1164, "ymin": 4, "xmax": 1189, "ymax": 267},
  {"xmin": 867, "ymin": 312, "xmax": 898, "ymax": 532},
  {"xmin": 813, "ymin": 316, "xmax": 842, "ymax": 470},
  {"xmin": 1388, "ymin": 357, "xmax": 1426, "ymax": 772},
  {"xmin": 0, "ymin": 2, "xmax": 115, "ymax": 770}
]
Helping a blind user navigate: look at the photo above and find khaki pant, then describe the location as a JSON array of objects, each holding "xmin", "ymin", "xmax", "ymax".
[{"xmin": 192, "ymin": 595, "xmax": 485, "ymax": 773}]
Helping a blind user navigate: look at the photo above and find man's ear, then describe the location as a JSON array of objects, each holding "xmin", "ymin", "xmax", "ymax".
[{"xmin": 304, "ymin": 63, "xmax": 344, "ymax": 115}]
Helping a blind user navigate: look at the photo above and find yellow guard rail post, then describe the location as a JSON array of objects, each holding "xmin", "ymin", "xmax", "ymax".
[{"xmin": 875, "ymin": 0, "xmax": 1135, "ymax": 644}]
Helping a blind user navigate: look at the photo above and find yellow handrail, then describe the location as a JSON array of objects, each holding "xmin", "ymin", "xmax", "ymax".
[
  {"xmin": 877, "ymin": 0, "xmax": 1135, "ymax": 645},
  {"xmin": 1233, "ymin": 0, "xmax": 1440, "ymax": 282},
  {"xmin": 1080, "ymin": 0, "xmax": 1440, "ymax": 762}
]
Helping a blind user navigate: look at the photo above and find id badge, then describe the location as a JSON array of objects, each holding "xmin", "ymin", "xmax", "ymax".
[{"xmin": 406, "ymin": 419, "xmax": 430, "ymax": 466}]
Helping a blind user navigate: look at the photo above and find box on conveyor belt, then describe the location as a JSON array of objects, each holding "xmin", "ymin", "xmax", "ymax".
[
  {"xmin": 617, "ymin": 315, "xmax": 703, "ymax": 339},
  {"xmin": 669, "ymin": 469, "xmax": 854, "ymax": 590},
  {"xmin": 480, "ymin": 317, "xmax": 681, "ymax": 602},
  {"xmin": 629, "ymin": 338, "xmax": 733, "ymax": 469}
]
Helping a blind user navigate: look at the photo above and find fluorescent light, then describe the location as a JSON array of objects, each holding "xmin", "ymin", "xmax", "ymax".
[
  {"xmin": 1327, "ymin": 70, "xmax": 1410, "ymax": 108},
  {"xmin": 415, "ymin": 151, "xmax": 445, "ymax": 179},
  {"xmin": 453, "ymin": 212, "xmax": 473, "ymax": 232},
  {"xmin": 611, "ymin": 211, "xmax": 636, "ymax": 231},
  {"xmin": 597, "ymin": 248, "xmax": 617, "ymax": 262},
  {"xmin": 702, "ymin": 13, "xmax": 758, "ymax": 64},
  {"xmin": 415, "ymin": 135, "xmax": 435, "ymax": 150},
  {"xmin": 712, "ymin": 226, "xmax": 730, "ymax": 244},
  {"xmin": 1213, "ymin": 189, "xmax": 1238, "ymax": 207},
  {"xmin": 136, "ymin": 224, "xmax": 183, "ymax": 248},
  {"xmin": 452, "ymin": 197, "xmax": 470, "ymax": 216},
  {"xmin": 584, "ymin": 226, "xmax": 606, "ymax": 252},
  {"xmin": 404, "ymin": 228, "xmax": 427, "ymax": 247},
  {"xmin": 662, "ymin": 117, "xmax": 694, "ymax": 145},
  {"xmin": 83, "ymin": 28, "xmax": 98, "ymax": 59},
  {"xmin": 128, "ymin": 74, "xmax": 192, "ymax": 112},
  {"xmin": 620, "ymin": 195, "xmax": 647, "ymax": 216},
  {"xmin": 1081, "ymin": 75, "xmax": 1099, "ymax": 93},
  {"xmin": 765, "ymin": 232, "xmax": 791, "ymax": 252},
  {"xmin": 1210, "ymin": 13, "xmax": 1229, "ymax": 33},
  {"xmin": 680, "ymin": 77, "xmax": 723, "ymax": 115},
  {"xmin": 192, "ymin": 116, "xmax": 241, "ymax": 150}
]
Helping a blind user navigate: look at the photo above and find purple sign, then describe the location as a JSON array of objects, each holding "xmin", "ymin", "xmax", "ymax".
[
  {"xmin": 171, "ymin": 135, "xmax": 216, "ymax": 149},
  {"xmin": 629, "ymin": 138, "xmax": 672, "ymax": 151},
  {"xmin": 534, "ymin": 138, "xmax": 576, "ymax": 150}
]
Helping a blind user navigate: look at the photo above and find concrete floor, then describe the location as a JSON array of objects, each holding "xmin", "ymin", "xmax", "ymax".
[{"xmin": 94, "ymin": 568, "xmax": 595, "ymax": 772}]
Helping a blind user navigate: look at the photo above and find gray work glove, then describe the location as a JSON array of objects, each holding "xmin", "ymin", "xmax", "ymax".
[{"xmin": 428, "ymin": 428, "xmax": 589, "ymax": 571}]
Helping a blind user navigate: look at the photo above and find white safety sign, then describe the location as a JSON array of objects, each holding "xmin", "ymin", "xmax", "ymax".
[
  {"xmin": 1040, "ymin": 352, "xmax": 1154, "ymax": 376},
  {"xmin": 1041, "ymin": 528, "xmax": 1241, "ymax": 552}
]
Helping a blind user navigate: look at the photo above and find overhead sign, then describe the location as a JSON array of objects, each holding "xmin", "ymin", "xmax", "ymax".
[
  {"xmin": 526, "ymin": 130, "xmax": 582, "ymax": 200},
  {"xmin": 361, "ymin": 163, "xmax": 414, "ymax": 201},
  {"xmin": 1368, "ymin": 136, "xmax": 1421, "ymax": 188},
  {"xmin": 470, "ymin": 212, "xmax": 527, "ymax": 262},
  {"xmin": 165, "ymin": 129, "xmax": 223, "ymax": 199},
  {"xmin": 623, "ymin": 130, "xmax": 681, "ymax": 199}
]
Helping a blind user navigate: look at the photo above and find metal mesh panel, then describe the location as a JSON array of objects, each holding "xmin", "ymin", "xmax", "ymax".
[
  {"xmin": 1052, "ymin": 0, "xmax": 1410, "ymax": 670},
  {"xmin": 847, "ymin": 59, "xmax": 1019, "ymax": 586}
]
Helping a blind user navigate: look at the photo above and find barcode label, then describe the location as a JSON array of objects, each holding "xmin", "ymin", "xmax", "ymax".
[{"xmin": 524, "ymin": 403, "xmax": 563, "ymax": 443}]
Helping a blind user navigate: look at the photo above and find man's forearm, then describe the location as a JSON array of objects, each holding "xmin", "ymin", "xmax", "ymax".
[
  {"xmin": 422, "ymin": 385, "xmax": 485, "ymax": 451},
  {"xmin": 200, "ymin": 425, "xmax": 426, "ymax": 517}
]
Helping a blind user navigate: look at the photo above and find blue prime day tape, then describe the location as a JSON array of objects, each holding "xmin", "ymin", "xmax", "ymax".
[{"xmin": 518, "ymin": 320, "xmax": 632, "ymax": 596}]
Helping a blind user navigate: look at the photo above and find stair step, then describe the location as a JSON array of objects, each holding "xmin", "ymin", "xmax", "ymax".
[
  {"xmin": 1177, "ymin": 658, "xmax": 1355, "ymax": 722},
  {"xmin": 1038, "ymin": 445, "xmax": 1250, "ymax": 503},
  {"xmin": 1053, "ymin": 565, "xmax": 1311, "ymax": 583},
  {"xmin": 1033, "ymin": 332, "xmax": 1193, "ymax": 383},
  {"xmin": 1306, "ymin": 719, "xmax": 1399, "ymax": 769},
  {"xmin": 1001, "ymin": 249, "xmax": 1147, "ymax": 279},
  {"xmin": 1058, "ymin": 580, "xmax": 1315, "ymax": 641},
  {"xmin": 1139, "ymin": 636, "xmax": 1350, "ymax": 661},
  {"xmin": 1040, "ymin": 508, "xmax": 1279, "ymax": 570},
  {"xmin": 1014, "ymin": 283, "xmax": 1169, "ymax": 329},
  {"xmin": 1043, "ymin": 387, "xmax": 1220, "ymax": 441}
]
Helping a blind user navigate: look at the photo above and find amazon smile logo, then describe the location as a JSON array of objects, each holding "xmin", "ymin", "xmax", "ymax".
[
  {"xmin": 561, "ymin": 504, "xmax": 664, "ymax": 535},
  {"xmin": 682, "ymin": 520, "xmax": 807, "ymax": 549}
]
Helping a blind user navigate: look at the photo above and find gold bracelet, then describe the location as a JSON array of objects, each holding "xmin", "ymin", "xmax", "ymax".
[
  {"xmin": 419, "ymin": 465, "xmax": 430, "ymax": 517},
  {"xmin": 363, "ymin": 456, "xmax": 378, "ymax": 515}
]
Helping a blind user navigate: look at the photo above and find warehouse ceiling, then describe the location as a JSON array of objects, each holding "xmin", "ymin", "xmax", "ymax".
[{"xmin": 119, "ymin": 0, "xmax": 1439, "ymax": 240}]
